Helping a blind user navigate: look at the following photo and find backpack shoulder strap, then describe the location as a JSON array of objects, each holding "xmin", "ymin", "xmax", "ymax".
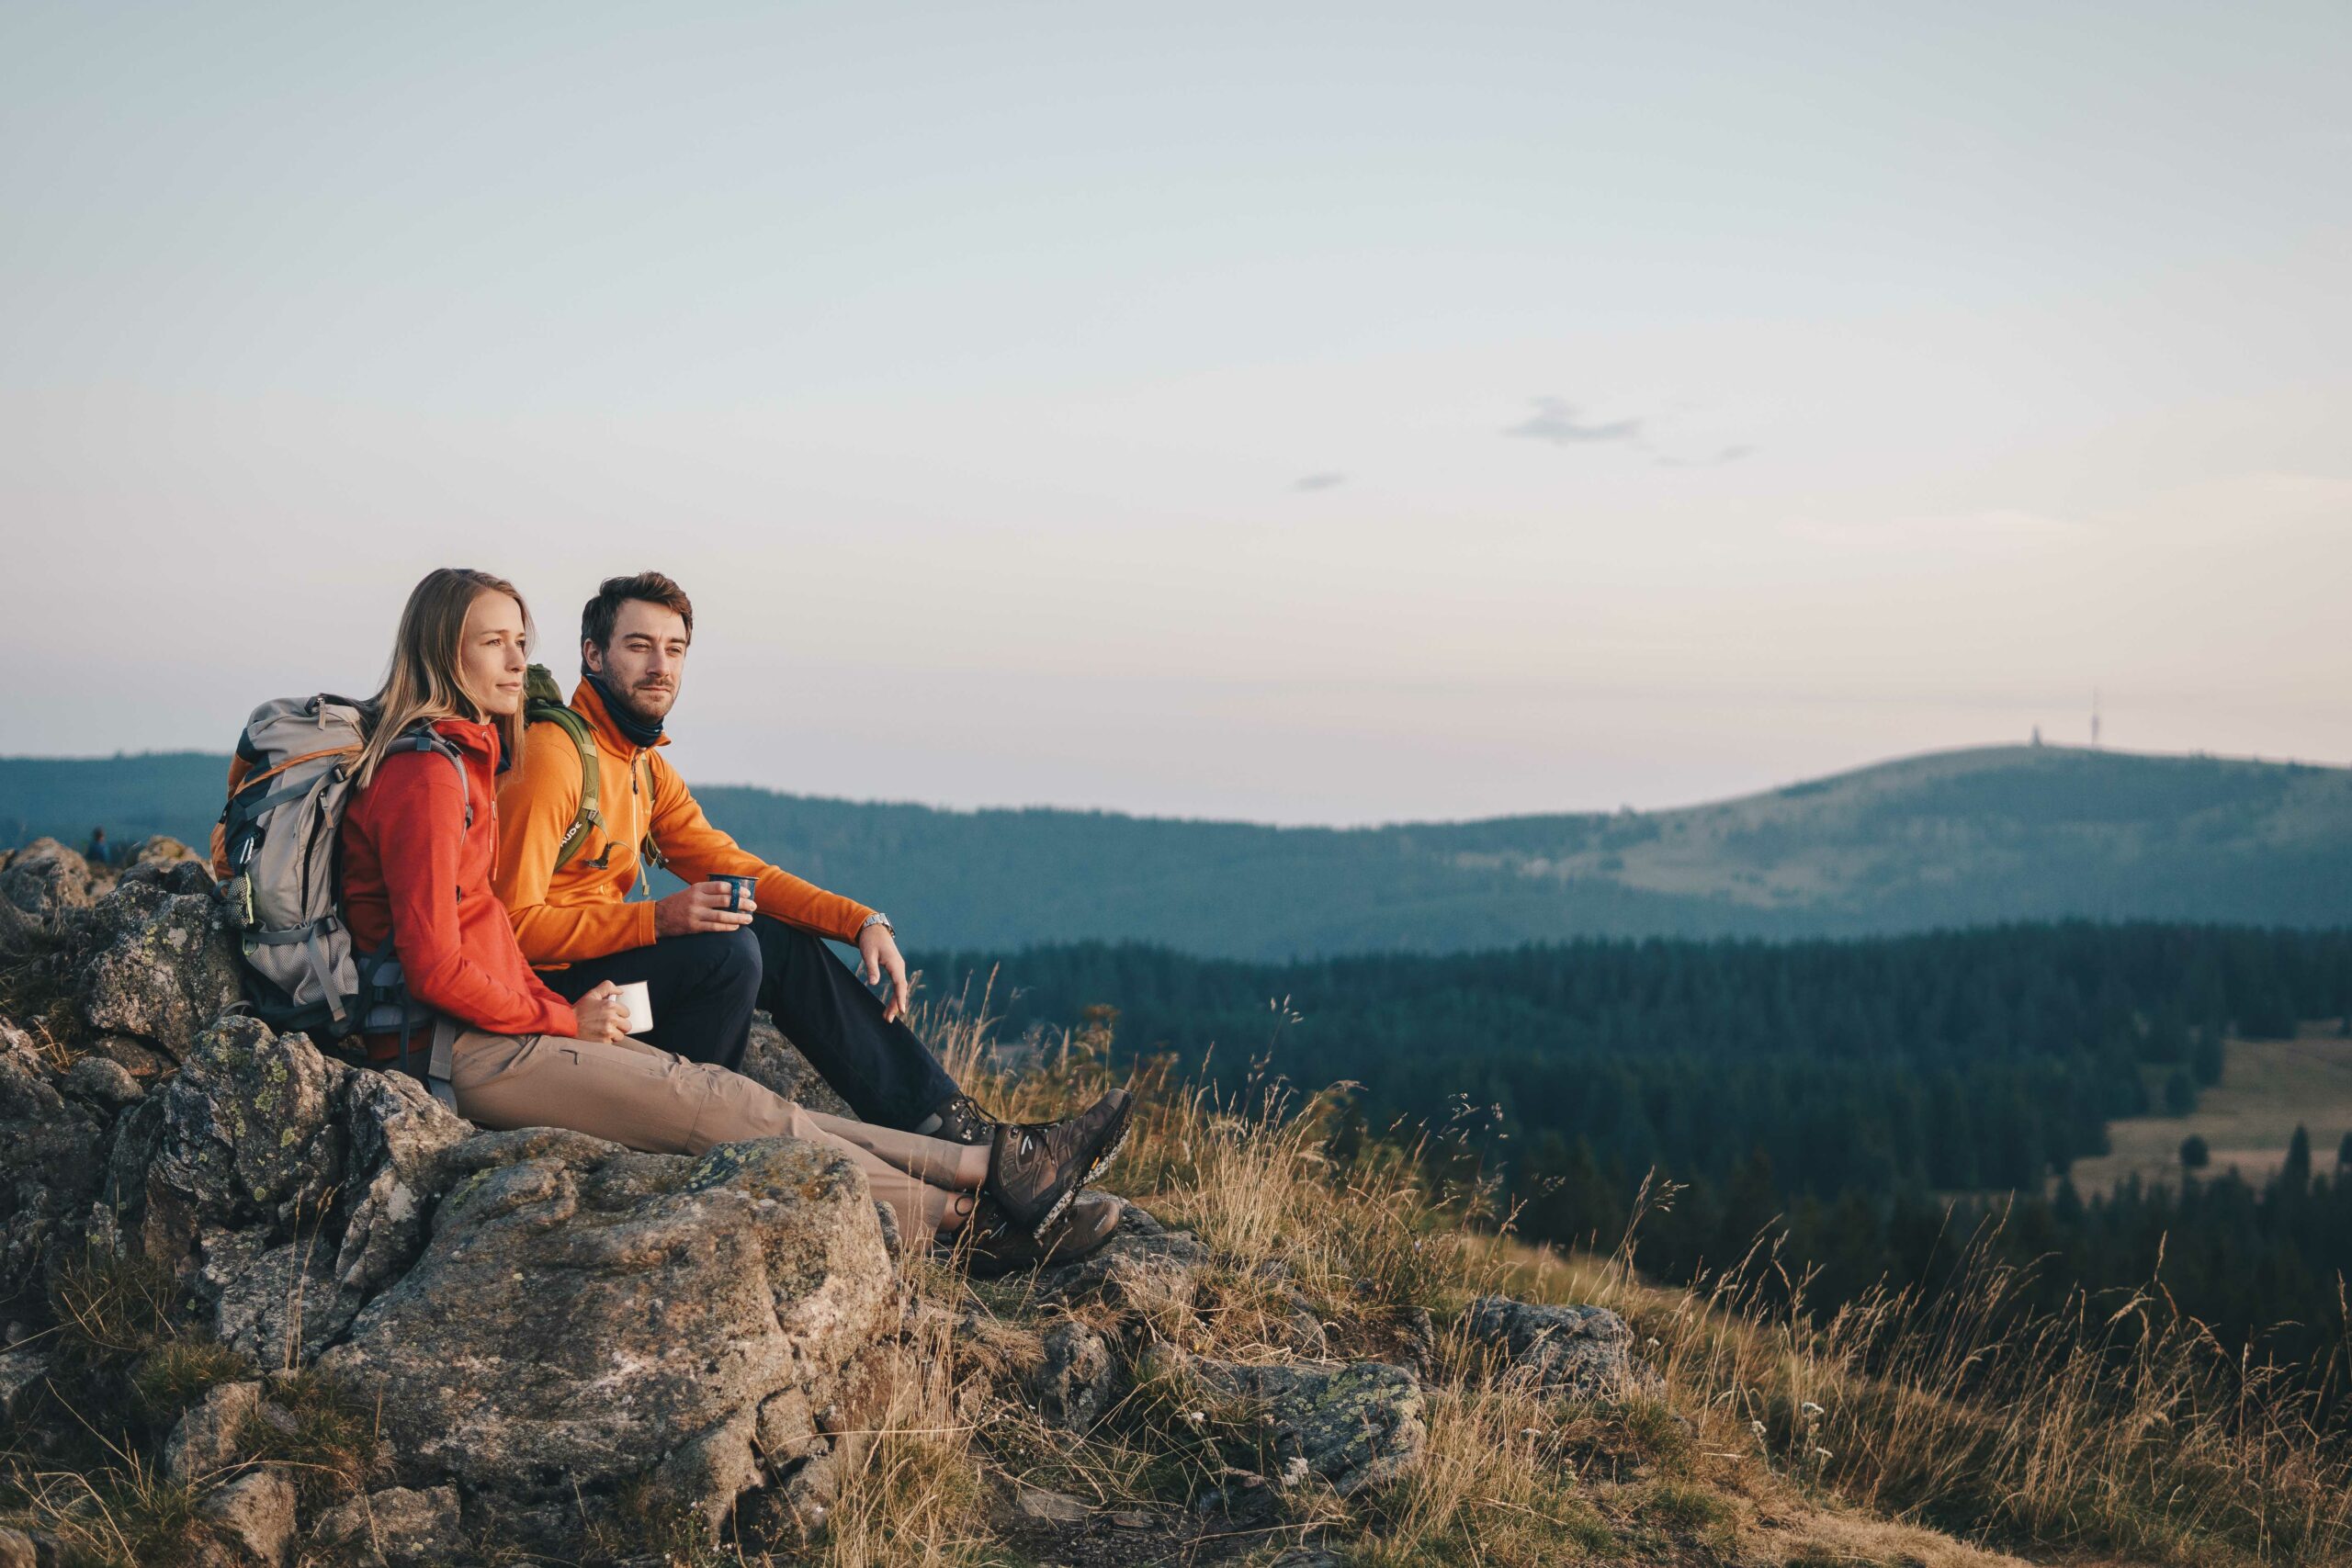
[
  {"xmin": 395, "ymin": 726, "xmax": 471, "ymax": 829},
  {"xmin": 634, "ymin": 751, "xmax": 667, "ymax": 872},
  {"xmin": 524, "ymin": 665, "xmax": 602, "ymax": 872}
]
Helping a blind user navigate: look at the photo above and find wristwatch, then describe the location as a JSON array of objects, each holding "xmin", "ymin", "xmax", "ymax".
[{"xmin": 859, "ymin": 912, "xmax": 894, "ymax": 936}]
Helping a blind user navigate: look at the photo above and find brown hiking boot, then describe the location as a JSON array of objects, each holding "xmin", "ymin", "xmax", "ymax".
[
  {"xmin": 952, "ymin": 1190, "xmax": 1126, "ymax": 1278},
  {"xmin": 986, "ymin": 1089, "xmax": 1134, "ymax": 1236}
]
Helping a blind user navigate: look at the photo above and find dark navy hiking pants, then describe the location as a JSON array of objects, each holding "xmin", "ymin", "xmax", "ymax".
[{"xmin": 537, "ymin": 915, "xmax": 958, "ymax": 1132}]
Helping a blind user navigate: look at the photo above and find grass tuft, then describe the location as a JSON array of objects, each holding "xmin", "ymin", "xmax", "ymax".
[
  {"xmin": 4, "ymin": 1447, "xmax": 213, "ymax": 1568},
  {"xmin": 127, "ymin": 1339, "xmax": 254, "ymax": 1430},
  {"xmin": 807, "ymin": 1293, "xmax": 989, "ymax": 1568},
  {"xmin": 231, "ymin": 1369, "xmax": 384, "ymax": 1504}
]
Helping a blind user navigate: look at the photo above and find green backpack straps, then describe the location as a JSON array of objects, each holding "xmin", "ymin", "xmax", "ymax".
[{"xmin": 524, "ymin": 664, "xmax": 604, "ymax": 872}]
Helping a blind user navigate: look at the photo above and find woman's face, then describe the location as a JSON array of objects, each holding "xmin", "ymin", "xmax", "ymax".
[{"xmin": 458, "ymin": 591, "xmax": 529, "ymax": 718}]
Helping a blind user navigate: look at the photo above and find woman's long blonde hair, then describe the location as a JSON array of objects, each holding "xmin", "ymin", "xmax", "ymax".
[{"xmin": 354, "ymin": 569, "xmax": 535, "ymax": 789}]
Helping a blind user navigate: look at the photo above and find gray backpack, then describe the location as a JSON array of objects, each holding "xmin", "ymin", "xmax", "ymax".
[{"xmin": 216, "ymin": 695, "xmax": 469, "ymax": 1084}]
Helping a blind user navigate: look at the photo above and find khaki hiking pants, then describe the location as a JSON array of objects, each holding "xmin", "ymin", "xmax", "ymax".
[{"xmin": 445, "ymin": 1029, "xmax": 982, "ymax": 1238}]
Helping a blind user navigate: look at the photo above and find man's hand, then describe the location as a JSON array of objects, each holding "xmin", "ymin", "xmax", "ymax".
[
  {"xmin": 656, "ymin": 881, "xmax": 757, "ymax": 938},
  {"xmin": 857, "ymin": 922, "xmax": 910, "ymax": 1023},
  {"xmin": 571, "ymin": 980, "xmax": 631, "ymax": 1043}
]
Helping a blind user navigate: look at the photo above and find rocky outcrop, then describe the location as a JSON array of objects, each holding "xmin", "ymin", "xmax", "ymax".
[
  {"xmin": 1462, "ymin": 1295, "xmax": 1658, "ymax": 1399},
  {"xmin": 319, "ymin": 1131, "xmax": 897, "ymax": 1530},
  {"xmin": 0, "ymin": 854, "xmax": 929, "ymax": 1556}
]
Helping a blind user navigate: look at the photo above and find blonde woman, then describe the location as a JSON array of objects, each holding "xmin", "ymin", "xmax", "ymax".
[{"xmin": 337, "ymin": 568, "xmax": 1131, "ymax": 1270}]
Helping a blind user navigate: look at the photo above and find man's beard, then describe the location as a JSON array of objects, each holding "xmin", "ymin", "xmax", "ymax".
[{"xmin": 615, "ymin": 682, "xmax": 676, "ymax": 725}]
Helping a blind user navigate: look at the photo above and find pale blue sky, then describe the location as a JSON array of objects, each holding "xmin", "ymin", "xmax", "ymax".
[{"xmin": 3, "ymin": 2, "xmax": 2346, "ymax": 823}]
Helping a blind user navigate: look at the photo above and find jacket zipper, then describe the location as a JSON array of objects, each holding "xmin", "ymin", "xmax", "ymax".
[{"xmin": 628, "ymin": 747, "xmax": 646, "ymax": 897}]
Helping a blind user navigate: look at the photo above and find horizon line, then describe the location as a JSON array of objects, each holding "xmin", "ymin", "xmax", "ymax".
[{"xmin": 6, "ymin": 737, "xmax": 2343, "ymax": 835}]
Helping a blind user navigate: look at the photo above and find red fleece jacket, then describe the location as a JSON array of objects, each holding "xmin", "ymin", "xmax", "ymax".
[{"xmin": 341, "ymin": 716, "xmax": 579, "ymax": 1057}]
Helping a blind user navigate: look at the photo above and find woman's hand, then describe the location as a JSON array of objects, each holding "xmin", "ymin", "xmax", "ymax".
[{"xmin": 571, "ymin": 980, "xmax": 631, "ymax": 1043}]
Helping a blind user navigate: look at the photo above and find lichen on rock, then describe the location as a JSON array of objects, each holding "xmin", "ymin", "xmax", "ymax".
[
  {"xmin": 76, "ymin": 878, "xmax": 243, "ymax": 1058},
  {"xmin": 1462, "ymin": 1294, "xmax": 1659, "ymax": 1399}
]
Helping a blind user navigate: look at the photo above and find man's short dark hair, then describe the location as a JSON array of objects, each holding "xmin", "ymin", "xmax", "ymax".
[{"xmin": 581, "ymin": 572, "xmax": 695, "ymax": 671}]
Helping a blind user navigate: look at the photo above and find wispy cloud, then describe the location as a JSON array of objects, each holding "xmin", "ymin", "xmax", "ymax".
[
  {"xmin": 1294, "ymin": 472, "xmax": 1347, "ymax": 491},
  {"xmin": 1503, "ymin": 396, "xmax": 1644, "ymax": 447}
]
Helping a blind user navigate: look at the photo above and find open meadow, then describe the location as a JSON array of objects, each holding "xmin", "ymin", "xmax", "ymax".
[{"xmin": 2065, "ymin": 1023, "xmax": 2352, "ymax": 1197}]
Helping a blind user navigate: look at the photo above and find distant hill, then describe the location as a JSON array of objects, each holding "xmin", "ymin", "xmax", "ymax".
[{"xmin": 4, "ymin": 742, "xmax": 2347, "ymax": 957}]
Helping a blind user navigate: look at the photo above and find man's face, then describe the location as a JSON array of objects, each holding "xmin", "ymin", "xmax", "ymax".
[{"xmin": 584, "ymin": 599, "xmax": 690, "ymax": 725}]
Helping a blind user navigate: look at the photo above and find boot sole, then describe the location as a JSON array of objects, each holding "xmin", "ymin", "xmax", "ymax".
[
  {"xmin": 1028, "ymin": 1092, "xmax": 1134, "ymax": 1239},
  {"xmin": 953, "ymin": 1198, "xmax": 1126, "ymax": 1278},
  {"xmin": 1080, "ymin": 1114, "xmax": 1131, "ymax": 1189}
]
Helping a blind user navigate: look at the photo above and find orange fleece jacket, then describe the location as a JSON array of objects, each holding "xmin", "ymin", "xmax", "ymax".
[{"xmin": 492, "ymin": 678, "xmax": 874, "ymax": 965}]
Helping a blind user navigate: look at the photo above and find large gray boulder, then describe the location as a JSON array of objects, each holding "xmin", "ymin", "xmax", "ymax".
[
  {"xmin": 1461, "ymin": 1295, "xmax": 1657, "ymax": 1399},
  {"xmin": 0, "ymin": 872, "xmax": 933, "ymax": 1559},
  {"xmin": 0, "ymin": 838, "xmax": 96, "ymax": 917},
  {"xmin": 318, "ymin": 1128, "xmax": 898, "ymax": 1534},
  {"xmin": 75, "ymin": 878, "xmax": 243, "ymax": 1057},
  {"xmin": 43, "ymin": 1006, "xmax": 908, "ymax": 1551}
]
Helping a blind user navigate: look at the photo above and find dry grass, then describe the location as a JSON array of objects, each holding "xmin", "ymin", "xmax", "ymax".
[
  {"xmin": 918, "ymin": 977, "xmax": 2352, "ymax": 1568},
  {"xmin": 807, "ymin": 1288, "xmax": 991, "ymax": 1568},
  {"xmin": 1346, "ymin": 1373, "xmax": 1619, "ymax": 1566},
  {"xmin": 3, "ymin": 1446, "xmax": 214, "ymax": 1568},
  {"xmin": 1492, "ymin": 1196, "xmax": 2352, "ymax": 1567}
]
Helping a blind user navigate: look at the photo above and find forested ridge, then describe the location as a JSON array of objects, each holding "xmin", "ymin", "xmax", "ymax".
[
  {"xmin": 8, "ymin": 741, "xmax": 2350, "ymax": 955},
  {"xmin": 923, "ymin": 923, "xmax": 2346, "ymax": 1194},
  {"xmin": 919, "ymin": 923, "xmax": 2352, "ymax": 1404}
]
